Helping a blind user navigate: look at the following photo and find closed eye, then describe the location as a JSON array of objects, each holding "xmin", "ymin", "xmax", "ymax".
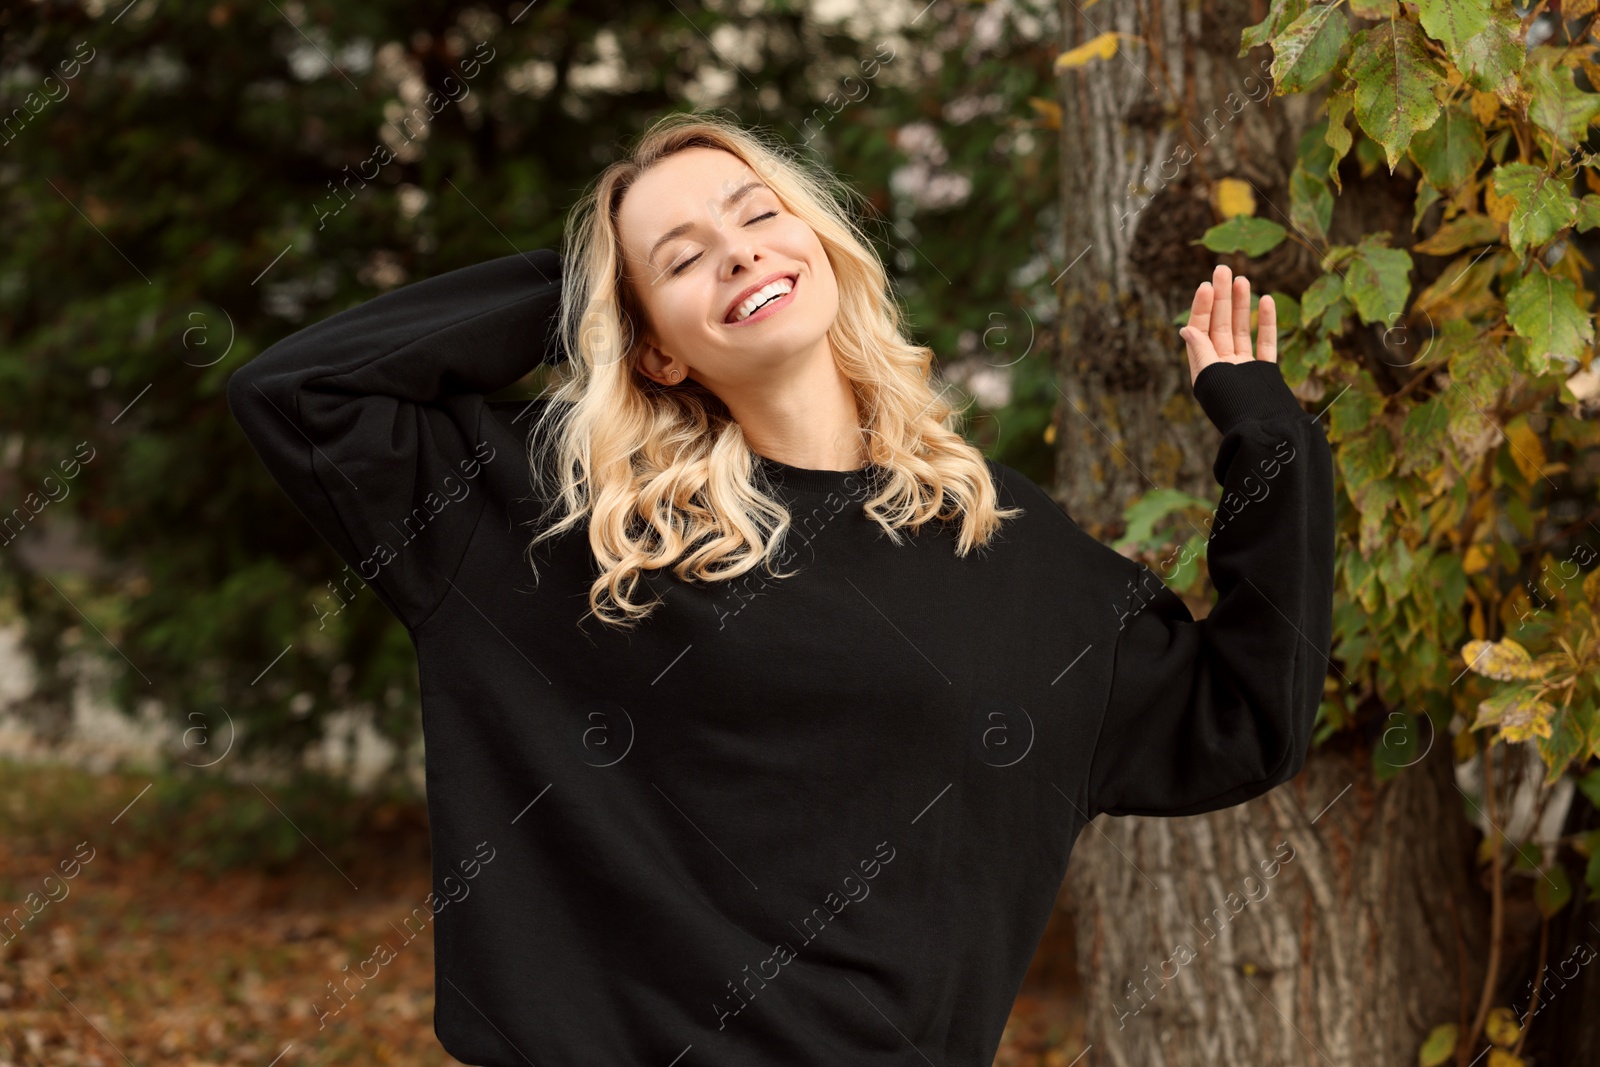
[{"xmin": 668, "ymin": 211, "xmax": 781, "ymax": 277}]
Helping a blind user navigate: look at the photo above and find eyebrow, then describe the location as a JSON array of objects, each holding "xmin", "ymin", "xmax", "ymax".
[{"xmin": 647, "ymin": 180, "xmax": 769, "ymax": 267}]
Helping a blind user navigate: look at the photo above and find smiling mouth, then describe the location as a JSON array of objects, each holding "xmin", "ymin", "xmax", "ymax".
[{"xmin": 725, "ymin": 274, "xmax": 799, "ymax": 325}]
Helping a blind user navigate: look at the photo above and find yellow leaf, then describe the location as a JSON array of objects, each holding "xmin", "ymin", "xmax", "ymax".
[
  {"xmin": 1505, "ymin": 419, "xmax": 1547, "ymax": 483},
  {"xmin": 1494, "ymin": 693, "xmax": 1558, "ymax": 743},
  {"xmin": 1028, "ymin": 97, "xmax": 1062, "ymax": 129},
  {"xmin": 1471, "ymin": 90, "xmax": 1500, "ymax": 127},
  {"xmin": 1569, "ymin": 0, "xmax": 1598, "ymax": 18},
  {"xmin": 1043, "ymin": 422, "xmax": 1057, "ymax": 444},
  {"xmin": 1485, "ymin": 181, "xmax": 1516, "ymax": 223},
  {"xmin": 1054, "ymin": 32, "xmax": 1138, "ymax": 70},
  {"xmin": 1532, "ymin": 651, "xmax": 1567, "ymax": 676},
  {"xmin": 1454, "ymin": 728, "xmax": 1478, "ymax": 762},
  {"xmin": 1414, "ymin": 248, "xmax": 1503, "ymax": 322},
  {"xmin": 1418, "ymin": 1022, "xmax": 1458, "ymax": 1067},
  {"xmin": 1460, "ymin": 638, "xmax": 1547, "ymax": 680},
  {"xmin": 1487, "ymin": 1049, "xmax": 1525, "ymax": 1067},
  {"xmin": 1213, "ymin": 178, "xmax": 1257, "ymax": 219},
  {"xmin": 1464, "ymin": 544, "xmax": 1491, "ymax": 574}
]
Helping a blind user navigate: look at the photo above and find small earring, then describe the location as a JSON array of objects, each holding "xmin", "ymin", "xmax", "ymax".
[{"xmin": 668, "ymin": 369, "xmax": 682, "ymax": 383}]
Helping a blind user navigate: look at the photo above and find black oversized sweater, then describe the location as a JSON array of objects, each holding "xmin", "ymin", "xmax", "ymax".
[{"xmin": 226, "ymin": 249, "xmax": 1336, "ymax": 1067}]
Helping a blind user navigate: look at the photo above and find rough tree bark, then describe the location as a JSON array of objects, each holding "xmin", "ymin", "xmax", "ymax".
[{"xmin": 1050, "ymin": 0, "xmax": 1489, "ymax": 1063}]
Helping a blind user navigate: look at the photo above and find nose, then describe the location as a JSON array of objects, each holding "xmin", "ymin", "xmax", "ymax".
[
  {"xmin": 729, "ymin": 252, "xmax": 764, "ymax": 279},
  {"xmin": 722, "ymin": 243, "xmax": 763, "ymax": 280}
]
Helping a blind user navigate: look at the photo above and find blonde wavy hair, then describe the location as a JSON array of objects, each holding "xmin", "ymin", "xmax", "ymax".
[{"xmin": 524, "ymin": 109, "xmax": 1022, "ymax": 628}]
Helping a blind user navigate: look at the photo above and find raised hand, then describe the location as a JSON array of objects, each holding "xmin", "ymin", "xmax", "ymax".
[{"xmin": 1178, "ymin": 264, "xmax": 1277, "ymax": 388}]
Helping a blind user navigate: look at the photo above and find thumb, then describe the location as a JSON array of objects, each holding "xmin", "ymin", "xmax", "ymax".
[{"xmin": 1178, "ymin": 325, "xmax": 1216, "ymax": 382}]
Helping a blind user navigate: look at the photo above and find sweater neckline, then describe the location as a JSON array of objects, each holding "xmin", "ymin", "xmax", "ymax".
[{"xmin": 753, "ymin": 453, "xmax": 877, "ymax": 496}]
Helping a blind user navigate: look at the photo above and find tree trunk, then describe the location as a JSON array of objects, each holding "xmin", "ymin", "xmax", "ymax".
[
  {"xmin": 1067, "ymin": 735, "xmax": 1486, "ymax": 1065},
  {"xmin": 1051, "ymin": 0, "xmax": 1489, "ymax": 1062}
]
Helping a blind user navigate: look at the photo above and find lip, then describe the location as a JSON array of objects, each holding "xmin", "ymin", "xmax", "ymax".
[{"xmin": 724, "ymin": 271, "xmax": 799, "ymax": 325}]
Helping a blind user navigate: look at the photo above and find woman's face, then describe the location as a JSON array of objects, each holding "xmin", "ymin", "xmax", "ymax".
[{"xmin": 615, "ymin": 146, "xmax": 840, "ymax": 395}]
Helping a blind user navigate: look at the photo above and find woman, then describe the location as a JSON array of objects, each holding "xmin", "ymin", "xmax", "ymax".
[{"xmin": 228, "ymin": 112, "xmax": 1334, "ymax": 1066}]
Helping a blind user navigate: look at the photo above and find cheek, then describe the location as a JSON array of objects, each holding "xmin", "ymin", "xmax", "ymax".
[{"xmin": 667, "ymin": 282, "xmax": 719, "ymax": 335}]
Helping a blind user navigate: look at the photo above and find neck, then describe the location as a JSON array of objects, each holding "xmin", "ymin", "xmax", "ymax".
[{"xmin": 719, "ymin": 343, "xmax": 867, "ymax": 471}]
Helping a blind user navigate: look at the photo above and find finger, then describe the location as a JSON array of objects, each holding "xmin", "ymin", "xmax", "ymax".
[
  {"xmin": 1257, "ymin": 294, "xmax": 1278, "ymax": 363},
  {"xmin": 1178, "ymin": 326, "xmax": 1218, "ymax": 382},
  {"xmin": 1184, "ymin": 283, "xmax": 1216, "ymax": 367},
  {"xmin": 1179, "ymin": 284, "xmax": 1219, "ymax": 380},
  {"xmin": 1188, "ymin": 280, "xmax": 1214, "ymax": 340},
  {"xmin": 1210, "ymin": 264, "xmax": 1233, "ymax": 358},
  {"xmin": 1233, "ymin": 276, "xmax": 1252, "ymax": 359}
]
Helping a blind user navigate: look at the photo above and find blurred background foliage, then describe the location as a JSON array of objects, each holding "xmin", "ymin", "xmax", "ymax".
[{"xmin": 0, "ymin": 0, "xmax": 1065, "ymax": 780}]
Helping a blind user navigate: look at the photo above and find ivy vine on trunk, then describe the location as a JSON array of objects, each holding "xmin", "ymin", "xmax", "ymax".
[{"xmin": 1221, "ymin": 2, "xmax": 1600, "ymax": 1064}]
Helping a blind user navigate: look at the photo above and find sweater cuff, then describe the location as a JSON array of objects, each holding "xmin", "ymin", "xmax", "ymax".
[{"xmin": 1191, "ymin": 359, "xmax": 1307, "ymax": 434}]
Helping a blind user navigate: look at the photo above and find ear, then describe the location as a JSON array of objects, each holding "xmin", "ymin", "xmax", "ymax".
[{"xmin": 635, "ymin": 338, "xmax": 686, "ymax": 386}]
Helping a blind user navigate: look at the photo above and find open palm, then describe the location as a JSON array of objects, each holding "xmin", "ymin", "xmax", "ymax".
[{"xmin": 1179, "ymin": 264, "xmax": 1277, "ymax": 388}]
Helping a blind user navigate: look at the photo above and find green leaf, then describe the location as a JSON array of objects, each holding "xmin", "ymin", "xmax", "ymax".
[
  {"xmin": 1344, "ymin": 237, "xmax": 1412, "ymax": 325},
  {"xmin": 1270, "ymin": 291, "xmax": 1302, "ymax": 331},
  {"xmin": 1572, "ymin": 700, "xmax": 1599, "ymax": 760},
  {"xmin": 1195, "ymin": 216, "xmax": 1289, "ymax": 256},
  {"xmin": 1290, "ymin": 165, "xmax": 1334, "ymax": 243},
  {"xmin": 1579, "ymin": 768, "xmax": 1600, "ymax": 810},
  {"xmin": 1303, "ymin": 333, "xmax": 1333, "ymax": 370},
  {"xmin": 1419, "ymin": 1022, "xmax": 1459, "ymax": 1067},
  {"xmin": 1302, "ymin": 272, "xmax": 1344, "ymax": 322},
  {"xmin": 1241, "ymin": 0, "xmax": 1310, "ymax": 56},
  {"xmin": 1528, "ymin": 56, "xmax": 1600, "ymax": 149},
  {"xmin": 1408, "ymin": 104, "xmax": 1486, "ymax": 190},
  {"xmin": 1577, "ymin": 194, "xmax": 1600, "ymax": 232},
  {"xmin": 1328, "ymin": 375, "xmax": 1375, "ymax": 435},
  {"xmin": 1348, "ymin": 20, "xmax": 1448, "ymax": 171},
  {"xmin": 1427, "ymin": 546, "xmax": 1468, "ymax": 614},
  {"xmin": 1505, "ymin": 268, "xmax": 1594, "ymax": 375},
  {"xmin": 1534, "ymin": 862, "xmax": 1573, "ymax": 917},
  {"xmin": 1114, "ymin": 487, "xmax": 1214, "ymax": 550},
  {"xmin": 1417, "ymin": 0, "xmax": 1490, "ymax": 59},
  {"xmin": 1401, "ymin": 397, "xmax": 1452, "ymax": 468},
  {"xmin": 1493, "ymin": 162, "xmax": 1579, "ymax": 255},
  {"xmin": 1326, "ymin": 90, "xmax": 1355, "ymax": 191},
  {"xmin": 1339, "ymin": 423, "xmax": 1398, "ymax": 491},
  {"xmin": 1455, "ymin": 3, "xmax": 1524, "ymax": 92},
  {"xmin": 1273, "ymin": 3, "xmax": 1350, "ymax": 92},
  {"xmin": 1376, "ymin": 540, "xmax": 1415, "ymax": 599},
  {"xmin": 1298, "ymin": 119, "xmax": 1337, "ymax": 179},
  {"xmin": 1538, "ymin": 705, "xmax": 1587, "ymax": 785},
  {"xmin": 1355, "ymin": 483, "xmax": 1397, "ymax": 560}
]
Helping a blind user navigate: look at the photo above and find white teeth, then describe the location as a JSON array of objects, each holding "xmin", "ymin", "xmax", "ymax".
[{"xmin": 731, "ymin": 278, "xmax": 794, "ymax": 322}]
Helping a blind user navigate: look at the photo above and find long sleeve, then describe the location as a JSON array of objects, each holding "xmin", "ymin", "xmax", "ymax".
[
  {"xmin": 1084, "ymin": 359, "xmax": 1336, "ymax": 818},
  {"xmin": 226, "ymin": 248, "xmax": 565, "ymax": 632}
]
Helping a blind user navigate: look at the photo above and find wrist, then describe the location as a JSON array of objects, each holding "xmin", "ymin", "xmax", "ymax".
[{"xmin": 1192, "ymin": 360, "xmax": 1306, "ymax": 434}]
